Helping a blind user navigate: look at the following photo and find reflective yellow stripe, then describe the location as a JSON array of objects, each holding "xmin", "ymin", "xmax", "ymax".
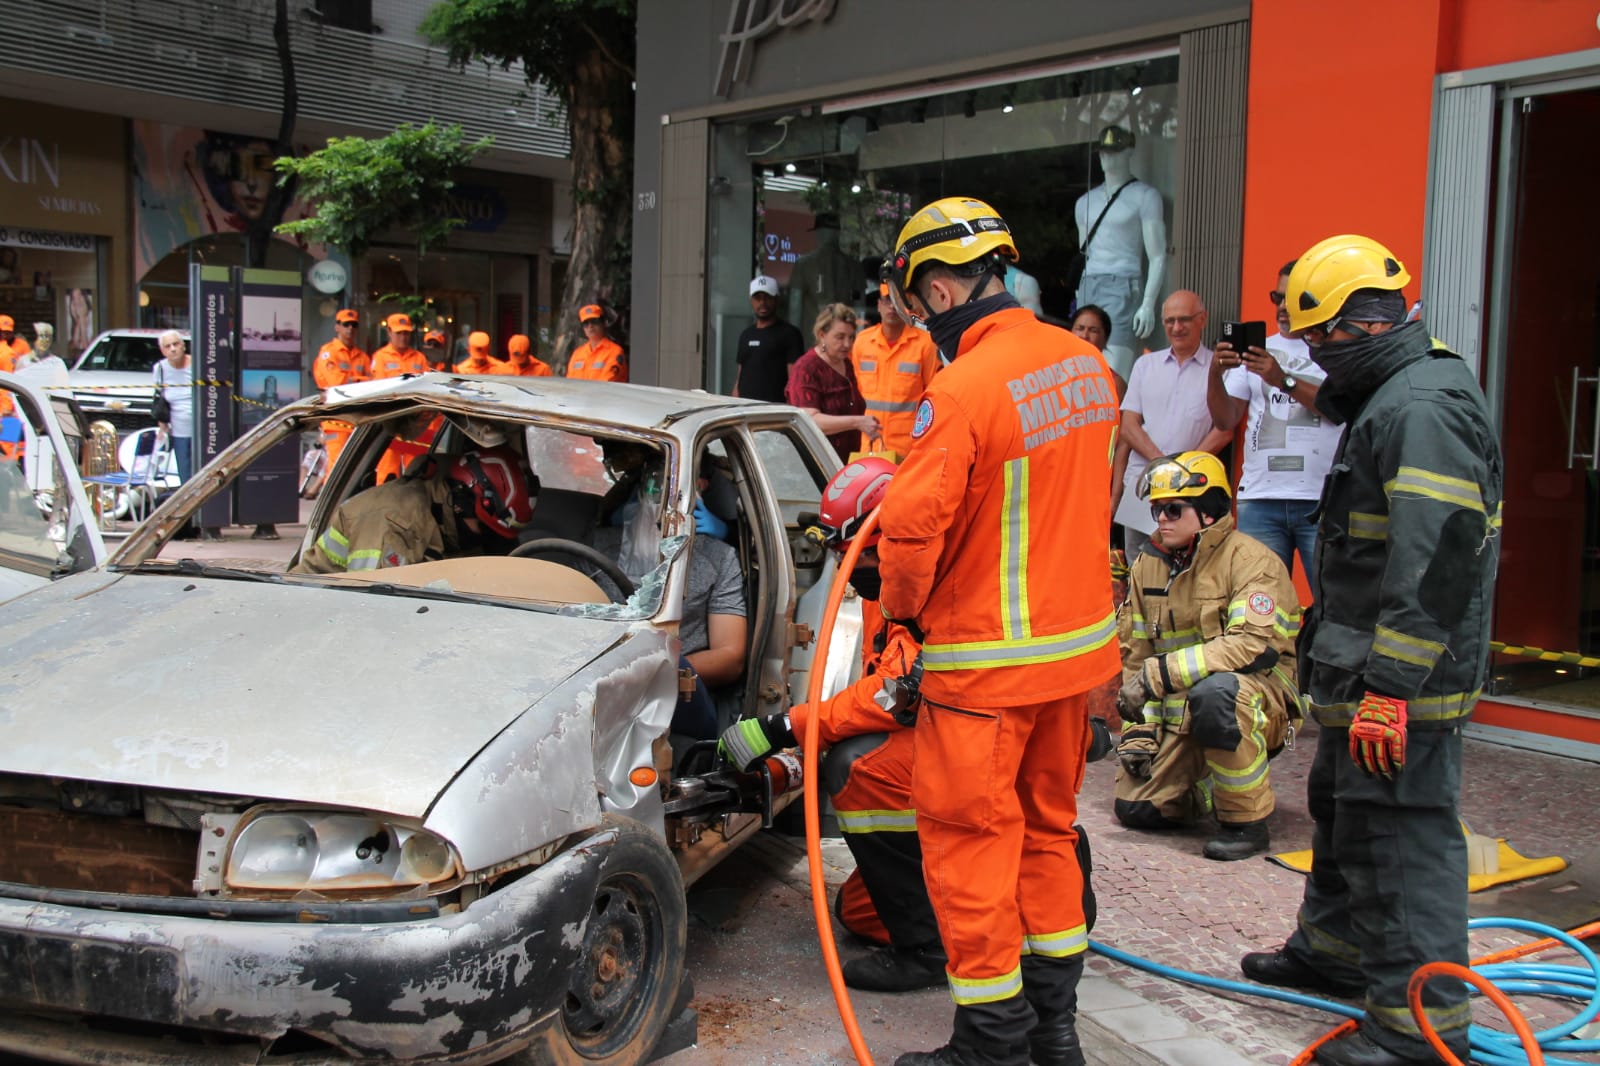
[
  {"xmin": 346, "ymin": 549, "xmax": 386, "ymax": 571},
  {"xmin": 836, "ymin": 809, "xmax": 918, "ymax": 833},
  {"xmin": 1275, "ymin": 606, "xmax": 1301, "ymax": 640},
  {"xmin": 1348, "ymin": 511, "xmax": 1388, "ymax": 540},
  {"xmin": 1128, "ymin": 613, "xmax": 1151, "ymax": 639},
  {"xmin": 1227, "ymin": 602, "xmax": 1247, "ymax": 627},
  {"xmin": 1000, "ymin": 458, "xmax": 1031, "ymax": 641},
  {"xmin": 948, "ymin": 965, "xmax": 1022, "ymax": 1005},
  {"xmin": 1021, "ymin": 925, "xmax": 1088, "ymax": 958},
  {"xmin": 1209, "ymin": 692, "xmax": 1268, "ymax": 793},
  {"xmin": 1373, "ymin": 624, "xmax": 1445, "ymax": 670},
  {"xmin": 1385, "ymin": 466, "xmax": 1485, "ymax": 512},
  {"xmin": 923, "ymin": 611, "xmax": 1117, "ymax": 671},
  {"xmin": 1154, "ymin": 628, "xmax": 1201, "ymax": 653},
  {"xmin": 1489, "ymin": 502, "xmax": 1503, "ymax": 529},
  {"xmin": 318, "ymin": 526, "xmax": 350, "ymax": 566},
  {"xmin": 1368, "ymin": 1000, "xmax": 1473, "ymax": 1036},
  {"xmin": 1171, "ymin": 645, "xmax": 1207, "ymax": 689},
  {"xmin": 1298, "ymin": 912, "xmax": 1362, "ymax": 964},
  {"xmin": 1312, "ymin": 688, "xmax": 1481, "ymax": 726}
]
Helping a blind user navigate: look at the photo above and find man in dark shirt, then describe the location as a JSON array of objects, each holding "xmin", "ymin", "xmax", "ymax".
[{"xmin": 732, "ymin": 275, "xmax": 805, "ymax": 402}]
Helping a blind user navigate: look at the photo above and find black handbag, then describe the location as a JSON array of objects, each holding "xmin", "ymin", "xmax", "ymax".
[
  {"xmin": 1066, "ymin": 179, "xmax": 1135, "ymax": 300},
  {"xmin": 151, "ymin": 364, "xmax": 172, "ymax": 423}
]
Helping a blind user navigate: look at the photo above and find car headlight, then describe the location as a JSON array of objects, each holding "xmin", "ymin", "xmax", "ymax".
[{"xmin": 225, "ymin": 809, "xmax": 461, "ymax": 893}]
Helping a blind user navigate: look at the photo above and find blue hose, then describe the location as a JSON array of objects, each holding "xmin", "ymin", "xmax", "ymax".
[{"xmin": 1088, "ymin": 916, "xmax": 1600, "ymax": 1065}]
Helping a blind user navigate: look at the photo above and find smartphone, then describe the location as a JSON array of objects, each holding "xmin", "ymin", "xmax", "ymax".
[{"xmin": 1220, "ymin": 320, "xmax": 1267, "ymax": 354}]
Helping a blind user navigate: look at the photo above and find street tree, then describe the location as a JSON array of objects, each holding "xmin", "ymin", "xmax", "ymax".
[{"xmin": 419, "ymin": 0, "xmax": 635, "ymax": 369}]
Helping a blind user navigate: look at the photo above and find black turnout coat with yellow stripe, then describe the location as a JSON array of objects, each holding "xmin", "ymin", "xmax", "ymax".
[{"xmin": 1303, "ymin": 321, "xmax": 1502, "ymax": 730}]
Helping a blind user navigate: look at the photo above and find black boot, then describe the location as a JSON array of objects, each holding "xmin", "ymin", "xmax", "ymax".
[
  {"xmin": 1022, "ymin": 954, "xmax": 1085, "ymax": 1066},
  {"xmin": 897, "ymin": 996, "xmax": 1033, "ymax": 1066},
  {"xmin": 842, "ymin": 944, "xmax": 948, "ymax": 992},
  {"xmin": 1203, "ymin": 819, "xmax": 1270, "ymax": 861},
  {"xmin": 1241, "ymin": 947, "xmax": 1364, "ymax": 998},
  {"xmin": 1113, "ymin": 798, "xmax": 1188, "ymax": 830},
  {"xmin": 1313, "ymin": 1030, "xmax": 1441, "ymax": 1065}
]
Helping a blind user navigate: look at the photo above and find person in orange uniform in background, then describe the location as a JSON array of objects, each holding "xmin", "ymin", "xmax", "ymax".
[
  {"xmin": 852, "ymin": 279, "xmax": 941, "ymax": 457},
  {"xmin": 566, "ymin": 304, "xmax": 627, "ymax": 381},
  {"xmin": 0, "ymin": 315, "xmax": 31, "ymax": 369},
  {"xmin": 422, "ymin": 329, "xmax": 450, "ymax": 371},
  {"xmin": 369, "ymin": 314, "xmax": 434, "ymax": 483},
  {"xmin": 312, "ymin": 308, "xmax": 370, "ymax": 472},
  {"xmin": 457, "ymin": 331, "xmax": 507, "ymax": 374},
  {"xmin": 877, "ymin": 198, "xmax": 1121, "ymax": 1066},
  {"xmin": 503, "ymin": 334, "xmax": 553, "ymax": 377}
]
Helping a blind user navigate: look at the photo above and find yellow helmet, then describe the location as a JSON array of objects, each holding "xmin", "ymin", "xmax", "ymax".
[
  {"xmin": 885, "ymin": 197, "xmax": 1018, "ymax": 312},
  {"xmin": 1286, "ymin": 234, "xmax": 1411, "ymax": 333},
  {"xmin": 1138, "ymin": 451, "xmax": 1231, "ymax": 502}
]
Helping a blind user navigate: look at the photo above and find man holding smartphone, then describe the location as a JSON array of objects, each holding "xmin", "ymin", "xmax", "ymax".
[{"xmin": 1205, "ymin": 260, "xmax": 1343, "ymax": 594}]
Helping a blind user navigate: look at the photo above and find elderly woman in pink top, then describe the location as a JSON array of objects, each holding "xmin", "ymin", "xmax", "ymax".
[{"xmin": 785, "ymin": 303, "xmax": 880, "ymax": 463}]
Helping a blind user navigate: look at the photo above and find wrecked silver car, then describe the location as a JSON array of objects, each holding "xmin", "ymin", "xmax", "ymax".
[{"xmin": 0, "ymin": 373, "xmax": 862, "ymax": 1064}]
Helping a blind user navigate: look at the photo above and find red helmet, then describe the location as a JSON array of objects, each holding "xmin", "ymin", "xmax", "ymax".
[
  {"xmin": 446, "ymin": 446, "xmax": 536, "ymax": 538},
  {"xmin": 817, "ymin": 457, "xmax": 896, "ymax": 549}
]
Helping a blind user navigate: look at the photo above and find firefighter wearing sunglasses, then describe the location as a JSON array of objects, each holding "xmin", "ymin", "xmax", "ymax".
[{"xmin": 1114, "ymin": 451, "xmax": 1301, "ymax": 862}]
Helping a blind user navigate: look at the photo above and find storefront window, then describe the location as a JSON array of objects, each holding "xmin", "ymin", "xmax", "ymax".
[
  {"xmin": 366, "ymin": 247, "xmax": 495, "ymax": 363},
  {"xmin": 705, "ymin": 54, "xmax": 1180, "ymax": 392},
  {"xmin": 0, "ymin": 235, "xmax": 105, "ymax": 361}
]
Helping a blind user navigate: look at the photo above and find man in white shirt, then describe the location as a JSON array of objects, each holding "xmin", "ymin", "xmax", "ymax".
[
  {"xmin": 1205, "ymin": 260, "xmax": 1343, "ymax": 597},
  {"xmin": 1113, "ymin": 290, "xmax": 1232, "ymax": 558}
]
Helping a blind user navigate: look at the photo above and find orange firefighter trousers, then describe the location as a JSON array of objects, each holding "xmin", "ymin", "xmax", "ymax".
[{"xmin": 914, "ymin": 691, "xmax": 1091, "ymax": 999}]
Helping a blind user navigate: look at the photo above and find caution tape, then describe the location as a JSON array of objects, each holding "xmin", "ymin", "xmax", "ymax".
[
  {"xmin": 41, "ymin": 382, "xmax": 283, "ymax": 411},
  {"xmin": 1490, "ymin": 641, "xmax": 1600, "ymax": 669}
]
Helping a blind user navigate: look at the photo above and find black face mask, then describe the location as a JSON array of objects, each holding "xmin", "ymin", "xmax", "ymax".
[
  {"xmin": 847, "ymin": 566, "xmax": 882, "ymax": 602},
  {"xmin": 925, "ymin": 288, "xmax": 1021, "ymax": 361}
]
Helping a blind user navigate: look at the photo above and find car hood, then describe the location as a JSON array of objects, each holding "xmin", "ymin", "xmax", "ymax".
[{"xmin": 0, "ymin": 571, "xmax": 632, "ymax": 818}]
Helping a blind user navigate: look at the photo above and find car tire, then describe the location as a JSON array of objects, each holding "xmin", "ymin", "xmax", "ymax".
[{"xmin": 517, "ymin": 817, "xmax": 687, "ymax": 1066}]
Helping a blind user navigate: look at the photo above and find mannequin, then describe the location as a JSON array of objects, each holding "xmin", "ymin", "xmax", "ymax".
[
  {"xmin": 788, "ymin": 214, "xmax": 860, "ymax": 339},
  {"xmin": 1004, "ymin": 265, "xmax": 1043, "ymax": 315},
  {"xmin": 1073, "ymin": 126, "xmax": 1167, "ymax": 378}
]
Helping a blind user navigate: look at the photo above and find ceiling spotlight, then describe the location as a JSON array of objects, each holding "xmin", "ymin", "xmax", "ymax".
[
  {"xmin": 784, "ymin": 162, "xmax": 797, "ymax": 173},
  {"xmin": 1130, "ymin": 84, "xmax": 1143, "ymax": 97},
  {"xmin": 850, "ymin": 182, "xmax": 862, "ymax": 193},
  {"xmin": 1001, "ymin": 90, "xmax": 1015, "ymax": 115}
]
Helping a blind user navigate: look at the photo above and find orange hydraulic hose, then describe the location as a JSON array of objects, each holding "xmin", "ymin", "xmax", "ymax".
[
  {"xmin": 1408, "ymin": 961, "xmax": 1545, "ymax": 1066},
  {"xmin": 801, "ymin": 505, "xmax": 883, "ymax": 1066}
]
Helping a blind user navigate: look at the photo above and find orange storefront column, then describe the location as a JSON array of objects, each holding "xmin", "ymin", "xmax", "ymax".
[{"xmin": 1441, "ymin": 0, "xmax": 1600, "ymax": 70}]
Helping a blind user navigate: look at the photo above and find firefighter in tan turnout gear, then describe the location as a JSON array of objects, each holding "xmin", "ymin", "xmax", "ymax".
[{"xmin": 1114, "ymin": 451, "xmax": 1300, "ymax": 861}]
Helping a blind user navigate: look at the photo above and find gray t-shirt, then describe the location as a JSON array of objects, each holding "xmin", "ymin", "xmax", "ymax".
[{"xmin": 590, "ymin": 527, "xmax": 746, "ymax": 652}]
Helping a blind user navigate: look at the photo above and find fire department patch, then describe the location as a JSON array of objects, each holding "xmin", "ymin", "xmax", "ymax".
[
  {"xmin": 1248, "ymin": 592, "xmax": 1275, "ymax": 618},
  {"xmin": 911, "ymin": 398, "xmax": 935, "ymax": 439}
]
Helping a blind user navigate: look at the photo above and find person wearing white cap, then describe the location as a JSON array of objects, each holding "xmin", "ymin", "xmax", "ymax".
[{"xmin": 732, "ymin": 275, "xmax": 805, "ymax": 403}]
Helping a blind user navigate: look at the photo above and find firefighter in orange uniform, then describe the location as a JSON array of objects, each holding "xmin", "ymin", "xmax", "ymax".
[
  {"xmin": 422, "ymin": 329, "xmax": 450, "ymax": 371},
  {"xmin": 312, "ymin": 308, "xmax": 370, "ymax": 472},
  {"xmin": 369, "ymin": 314, "xmax": 434, "ymax": 483},
  {"xmin": 457, "ymin": 330, "xmax": 507, "ymax": 374},
  {"xmin": 852, "ymin": 280, "xmax": 941, "ymax": 456},
  {"xmin": 566, "ymin": 304, "xmax": 627, "ymax": 381},
  {"xmin": 0, "ymin": 315, "xmax": 30, "ymax": 370},
  {"xmin": 503, "ymin": 334, "xmax": 553, "ymax": 377},
  {"xmin": 878, "ymin": 198, "xmax": 1121, "ymax": 1066}
]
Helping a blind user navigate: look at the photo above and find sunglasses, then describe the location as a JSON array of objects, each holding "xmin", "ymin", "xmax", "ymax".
[
  {"xmin": 1150, "ymin": 501, "xmax": 1192, "ymax": 521},
  {"xmin": 1267, "ymin": 291, "xmax": 1287, "ymax": 306}
]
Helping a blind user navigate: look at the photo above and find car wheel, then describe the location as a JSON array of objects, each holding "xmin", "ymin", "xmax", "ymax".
[{"xmin": 518, "ymin": 818, "xmax": 687, "ymax": 1066}]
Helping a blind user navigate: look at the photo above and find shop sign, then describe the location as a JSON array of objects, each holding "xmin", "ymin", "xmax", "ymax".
[
  {"xmin": 0, "ymin": 226, "xmax": 96, "ymax": 253},
  {"xmin": 715, "ymin": 0, "xmax": 837, "ymax": 97},
  {"xmin": 448, "ymin": 184, "xmax": 509, "ymax": 233},
  {"xmin": 0, "ymin": 136, "xmax": 104, "ymax": 218},
  {"xmin": 307, "ymin": 259, "xmax": 348, "ymax": 295}
]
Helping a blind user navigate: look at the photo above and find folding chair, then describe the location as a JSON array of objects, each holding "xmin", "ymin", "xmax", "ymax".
[{"xmin": 84, "ymin": 428, "xmax": 169, "ymax": 531}]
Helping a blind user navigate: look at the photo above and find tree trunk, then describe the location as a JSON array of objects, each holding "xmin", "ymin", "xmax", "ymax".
[
  {"xmin": 250, "ymin": 0, "xmax": 299, "ymax": 269},
  {"xmin": 553, "ymin": 45, "xmax": 633, "ymax": 371}
]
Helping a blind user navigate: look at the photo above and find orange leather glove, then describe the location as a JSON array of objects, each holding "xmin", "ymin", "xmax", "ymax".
[{"xmin": 1349, "ymin": 692, "xmax": 1407, "ymax": 778}]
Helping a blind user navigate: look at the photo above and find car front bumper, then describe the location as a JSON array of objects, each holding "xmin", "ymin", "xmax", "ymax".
[{"xmin": 0, "ymin": 827, "xmax": 616, "ymax": 1064}]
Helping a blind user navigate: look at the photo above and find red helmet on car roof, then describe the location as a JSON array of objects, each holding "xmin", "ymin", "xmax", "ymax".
[
  {"xmin": 817, "ymin": 457, "xmax": 896, "ymax": 549},
  {"xmin": 446, "ymin": 447, "xmax": 537, "ymax": 539}
]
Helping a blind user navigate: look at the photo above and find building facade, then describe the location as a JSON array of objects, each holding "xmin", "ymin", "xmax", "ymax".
[{"xmin": 0, "ymin": 0, "xmax": 570, "ymax": 367}]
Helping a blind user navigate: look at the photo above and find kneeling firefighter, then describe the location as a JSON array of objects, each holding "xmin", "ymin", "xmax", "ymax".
[
  {"xmin": 718, "ymin": 458, "xmax": 1112, "ymax": 1000},
  {"xmin": 1114, "ymin": 451, "xmax": 1301, "ymax": 861}
]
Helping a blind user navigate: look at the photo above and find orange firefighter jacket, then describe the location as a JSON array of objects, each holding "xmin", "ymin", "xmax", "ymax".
[
  {"xmin": 369, "ymin": 344, "xmax": 430, "ymax": 379},
  {"xmin": 877, "ymin": 307, "xmax": 1121, "ymax": 708},
  {"xmin": 3, "ymin": 337, "xmax": 31, "ymax": 366},
  {"xmin": 852, "ymin": 324, "xmax": 940, "ymax": 456},
  {"xmin": 789, "ymin": 608, "xmax": 919, "ymax": 743},
  {"xmin": 504, "ymin": 355, "xmax": 554, "ymax": 377},
  {"xmin": 567, "ymin": 338, "xmax": 627, "ymax": 382},
  {"xmin": 313, "ymin": 338, "xmax": 371, "ymax": 390},
  {"xmin": 457, "ymin": 353, "xmax": 510, "ymax": 375}
]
